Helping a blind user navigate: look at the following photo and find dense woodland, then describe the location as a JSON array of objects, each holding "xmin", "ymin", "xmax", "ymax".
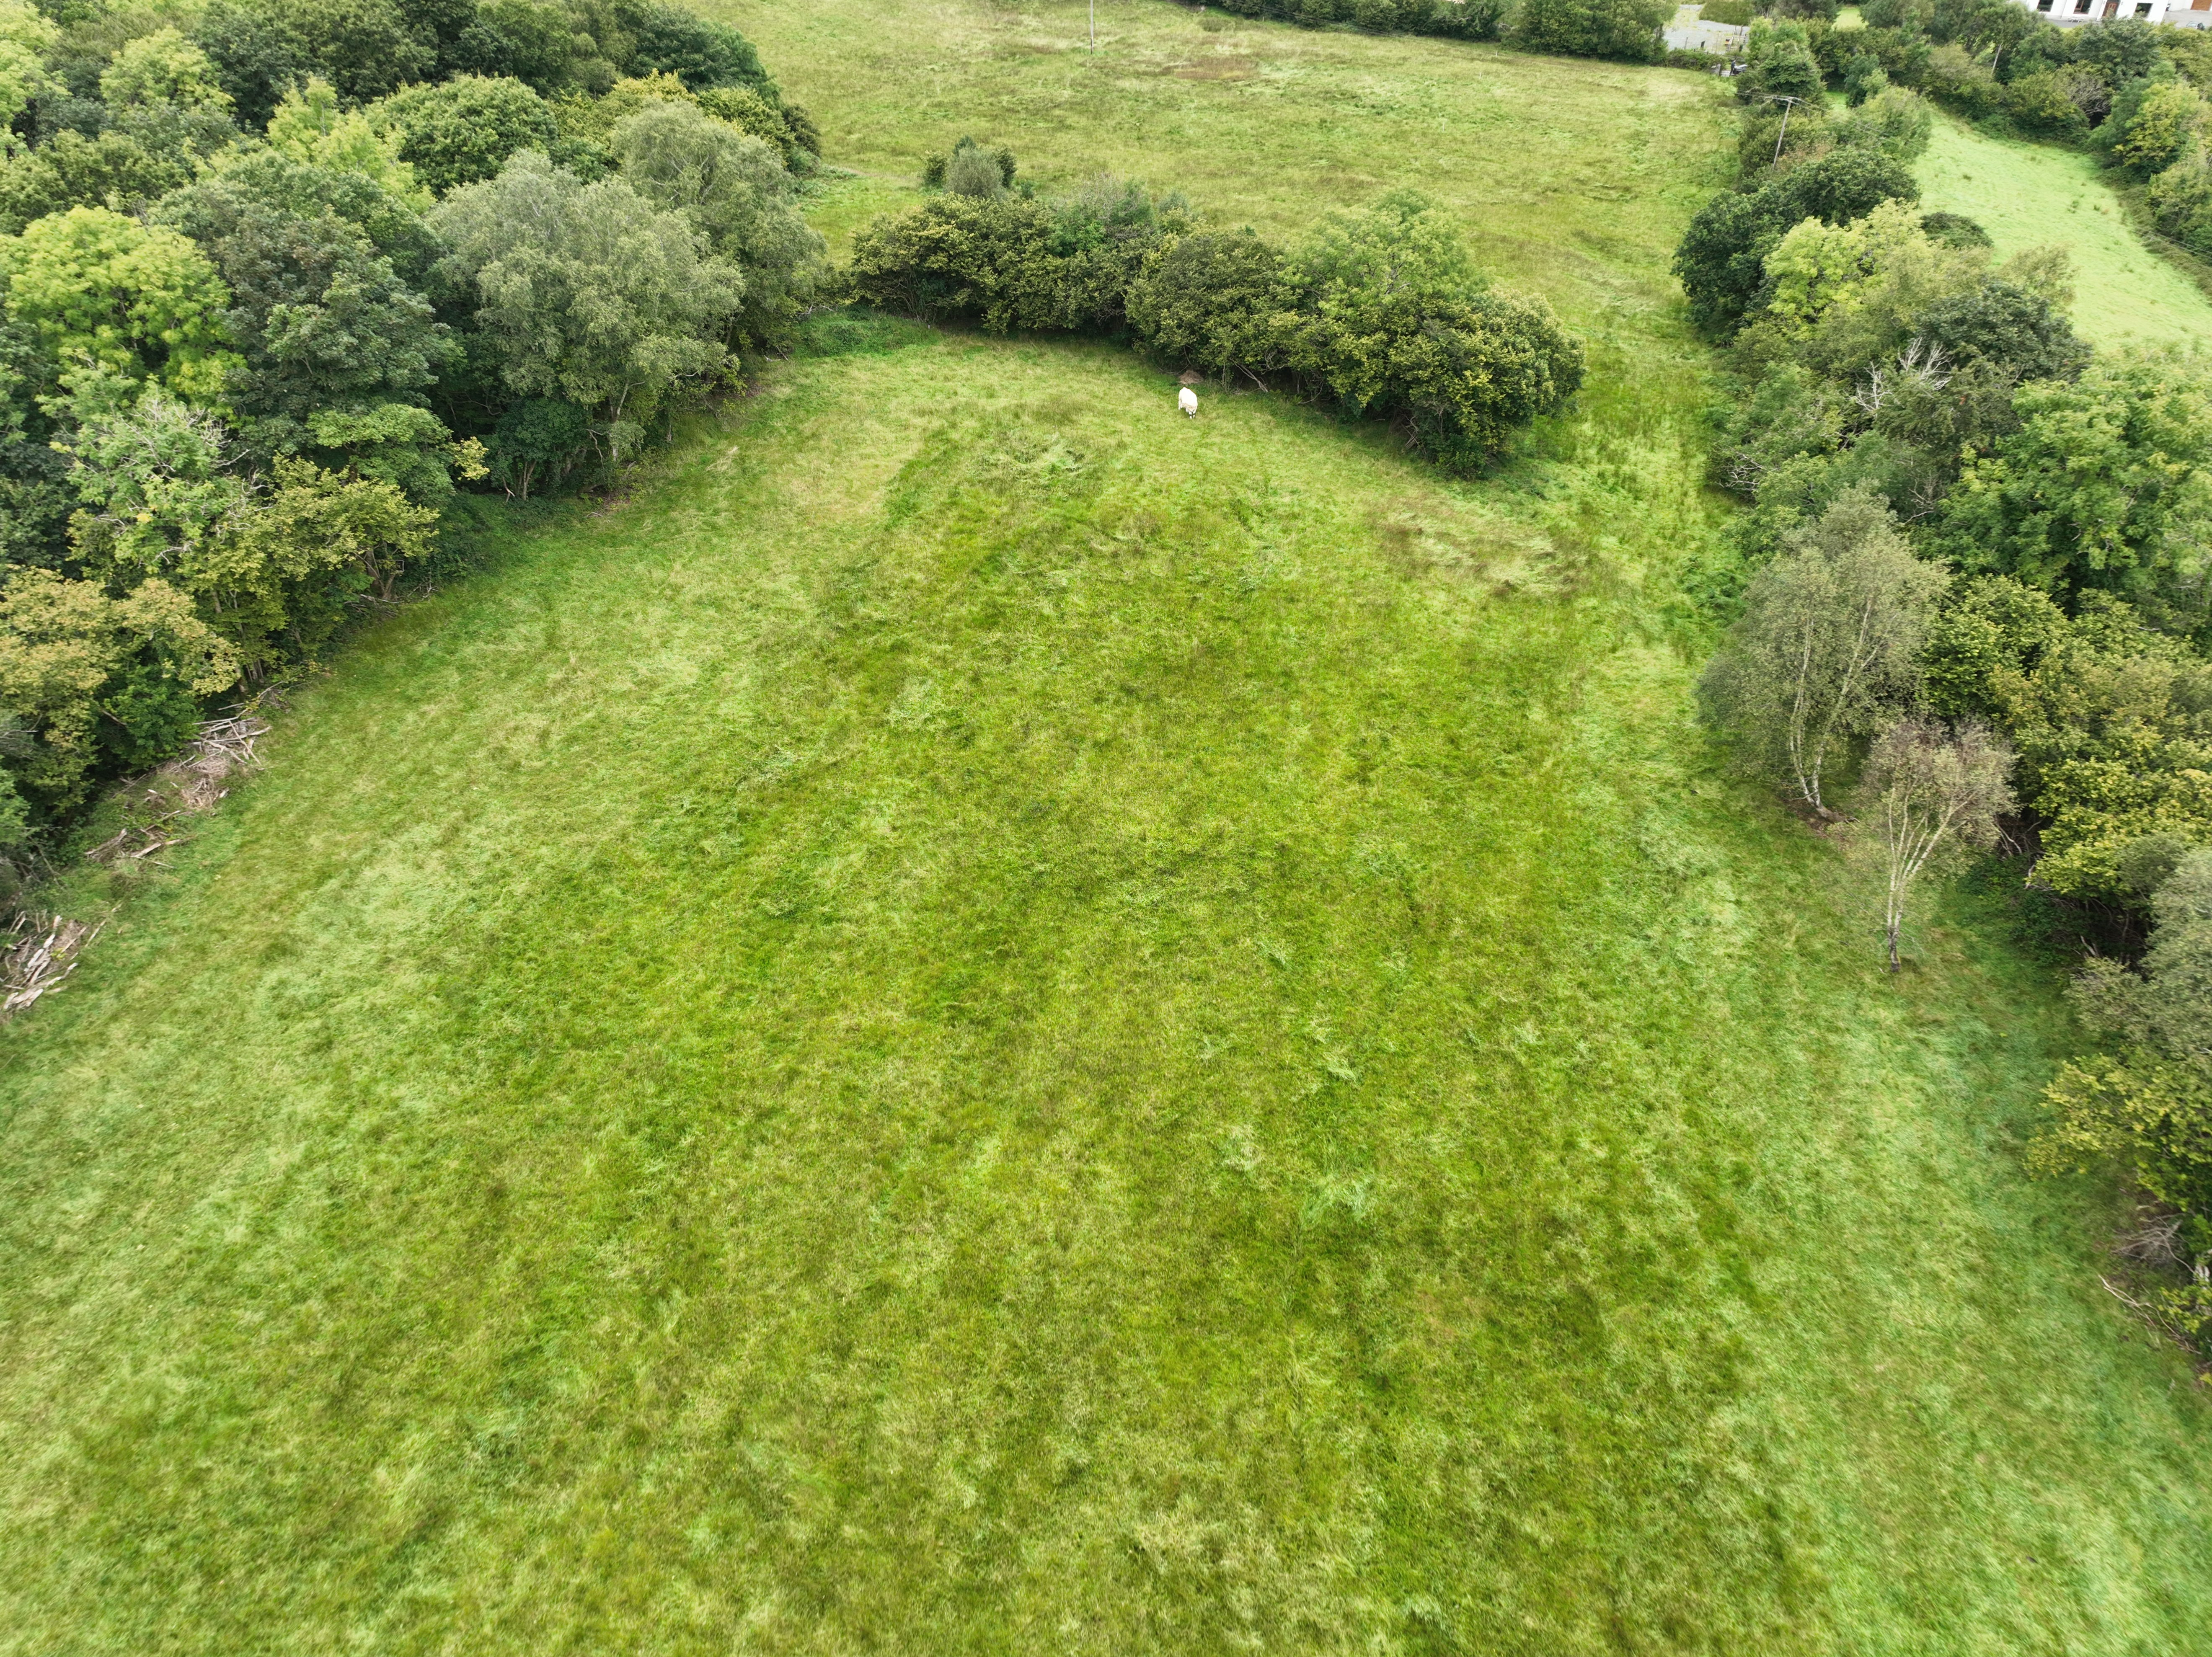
[
  {"xmin": 0, "ymin": 0, "xmax": 823, "ymax": 839},
  {"xmin": 1677, "ymin": 10, "xmax": 2212, "ymax": 1346}
]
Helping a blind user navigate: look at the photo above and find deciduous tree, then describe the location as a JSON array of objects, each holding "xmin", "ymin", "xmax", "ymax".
[
  {"xmin": 1698, "ymin": 486, "xmax": 1946, "ymax": 810},
  {"xmin": 1852, "ymin": 714, "xmax": 2014, "ymax": 970},
  {"xmin": 429, "ymin": 151, "xmax": 740, "ymax": 462}
]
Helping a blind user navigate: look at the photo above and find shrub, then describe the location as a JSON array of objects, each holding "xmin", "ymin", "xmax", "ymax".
[
  {"xmin": 695, "ymin": 85, "xmax": 805, "ymax": 166},
  {"xmin": 1276, "ymin": 193, "xmax": 1583, "ymax": 466},
  {"xmin": 1930, "ymin": 585, "xmax": 2212, "ymax": 897},
  {"xmin": 849, "ymin": 183, "xmax": 1579, "ymax": 470},
  {"xmin": 1843, "ymin": 52, "xmax": 1889, "ymax": 107},
  {"xmin": 1510, "ymin": 0, "xmax": 1667, "ymax": 64},
  {"xmin": 2109, "ymin": 79, "xmax": 2207, "ymax": 179},
  {"xmin": 849, "ymin": 189, "xmax": 1160, "ymax": 333},
  {"xmin": 488, "ymin": 396, "xmax": 592, "ymax": 498},
  {"xmin": 1739, "ymin": 24, "xmax": 1827, "ymax": 105},
  {"xmin": 619, "ymin": 0, "xmax": 778, "ymax": 97},
  {"xmin": 922, "ymin": 136, "xmax": 1016, "ymax": 193},
  {"xmin": 1423, "ymin": 0, "xmax": 1507, "ymax": 38},
  {"xmin": 1126, "ymin": 230, "xmax": 1289, "ymax": 379},
  {"xmin": 2031, "ymin": 852, "xmax": 2212, "ymax": 1287},
  {"xmin": 2000, "ymin": 69, "xmax": 2090, "ymax": 141},
  {"xmin": 1919, "ymin": 43, "xmax": 2000, "ymax": 121},
  {"xmin": 1674, "ymin": 146, "xmax": 1922, "ymax": 334},
  {"xmin": 1920, "ymin": 210, "xmax": 1991, "ymax": 249},
  {"xmin": 1832, "ymin": 86, "xmax": 1936, "ymax": 163},
  {"xmin": 1932, "ymin": 353, "xmax": 2212, "ymax": 628},
  {"xmin": 0, "ymin": 566, "xmax": 236, "ymax": 810}
]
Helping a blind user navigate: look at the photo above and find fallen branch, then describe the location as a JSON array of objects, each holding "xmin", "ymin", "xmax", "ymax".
[{"xmin": 1, "ymin": 912, "xmax": 105, "ymax": 1015}]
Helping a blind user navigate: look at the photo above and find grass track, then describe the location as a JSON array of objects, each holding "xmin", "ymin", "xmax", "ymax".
[{"xmin": 4, "ymin": 8, "xmax": 2212, "ymax": 1652}]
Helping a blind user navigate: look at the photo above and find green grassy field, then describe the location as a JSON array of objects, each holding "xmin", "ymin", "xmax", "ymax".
[
  {"xmin": 4, "ymin": 7, "xmax": 2212, "ymax": 1652},
  {"xmin": 1915, "ymin": 112, "xmax": 2212, "ymax": 352}
]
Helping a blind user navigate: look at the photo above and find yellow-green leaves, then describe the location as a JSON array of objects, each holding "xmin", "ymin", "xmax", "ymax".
[
  {"xmin": 2, "ymin": 206, "xmax": 241, "ymax": 408},
  {"xmin": 266, "ymin": 79, "xmax": 429, "ymax": 209}
]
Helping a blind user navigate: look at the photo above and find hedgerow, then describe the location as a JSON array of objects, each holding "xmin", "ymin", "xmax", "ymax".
[{"xmin": 850, "ymin": 178, "xmax": 1584, "ymax": 475}]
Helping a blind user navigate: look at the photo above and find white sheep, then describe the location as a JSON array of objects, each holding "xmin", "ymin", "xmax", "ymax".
[{"xmin": 1178, "ymin": 386, "xmax": 1199, "ymax": 418}]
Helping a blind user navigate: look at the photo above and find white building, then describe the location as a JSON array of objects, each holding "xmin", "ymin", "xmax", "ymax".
[{"xmin": 2021, "ymin": 0, "xmax": 2212, "ymax": 29}]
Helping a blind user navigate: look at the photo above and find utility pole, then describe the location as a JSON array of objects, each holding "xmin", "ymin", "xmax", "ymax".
[{"xmin": 1769, "ymin": 94, "xmax": 1802, "ymax": 167}]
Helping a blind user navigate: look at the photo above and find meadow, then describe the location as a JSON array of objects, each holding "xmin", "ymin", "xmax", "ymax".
[
  {"xmin": 4, "ymin": 6, "xmax": 2212, "ymax": 1652},
  {"xmin": 1913, "ymin": 109, "xmax": 2212, "ymax": 351}
]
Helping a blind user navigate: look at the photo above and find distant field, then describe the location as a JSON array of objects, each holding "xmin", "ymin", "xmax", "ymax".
[
  {"xmin": 1916, "ymin": 111, "xmax": 2212, "ymax": 351},
  {"xmin": 5, "ymin": 8, "xmax": 2212, "ymax": 1653}
]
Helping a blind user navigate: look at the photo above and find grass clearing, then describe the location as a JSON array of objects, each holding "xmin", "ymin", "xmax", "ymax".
[
  {"xmin": 1915, "ymin": 112, "xmax": 2212, "ymax": 352},
  {"xmin": 5, "ymin": 8, "xmax": 2212, "ymax": 1651}
]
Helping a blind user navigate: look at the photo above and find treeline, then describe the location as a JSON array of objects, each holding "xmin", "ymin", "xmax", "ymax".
[
  {"xmin": 1195, "ymin": 0, "xmax": 1676, "ymax": 67},
  {"xmin": 0, "ymin": 0, "xmax": 821, "ymax": 849},
  {"xmin": 1736, "ymin": 0, "xmax": 2212, "ymax": 265},
  {"xmin": 1675, "ymin": 65, "xmax": 2212, "ymax": 1343},
  {"xmin": 847, "ymin": 150, "xmax": 1586, "ymax": 473}
]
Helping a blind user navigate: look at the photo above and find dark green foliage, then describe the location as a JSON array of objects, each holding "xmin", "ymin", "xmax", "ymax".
[
  {"xmin": 1673, "ymin": 192, "xmax": 1774, "ymax": 336},
  {"xmin": 460, "ymin": 0, "xmax": 586, "ymax": 93},
  {"xmin": 1917, "ymin": 578, "xmax": 2212, "ymax": 898},
  {"xmin": 1740, "ymin": 26, "xmax": 1827, "ymax": 105},
  {"xmin": 2033, "ymin": 852, "xmax": 2212, "ymax": 1285},
  {"xmin": 1844, "ymin": 52, "xmax": 1890, "ymax": 107},
  {"xmin": 192, "ymin": 0, "xmax": 313, "ymax": 130},
  {"xmin": 616, "ymin": 0, "xmax": 775, "ymax": 96},
  {"xmin": 1283, "ymin": 282, "xmax": 1584, "ymax": 468},
  {"xmin": 1672, "ymin": 147, "xmax": 1922, "ymax": 335},
  {"xmin": 1921, "ymin": 211, "xmax": 1991, "ymax": 249},
  {"xmin": 370, "ymin": 75, "xmax": 559, "ymax": 196},
  {"xmin": 1910, "ymin": 279, "xmax": 2087, "ymax": 382},
  {"xmin": 152, "ymin": 170, "xmax": 456, "ymax": 448},
  {"xmin": 0, "ymin": 438, "xmax": 75, "ymax": 573},
  {"xmin": 1509, "ymin": 0, "xmax": 1667, "ymax": 64},
  {"xmin": 850, "ymin": 184, "xmax": 1579, "ymax": 470},
  {"xmin": 2069, "ymin": 17, "xmax": 2162, "ymax": 88},
  {"xmin": 281, "ymin": 0, "xmax": 439, "ymax": 104},
  {"xmin": 488, "ymin": 395, "xmax": 590, "ymax": 496},
  {"xmin": 201, "ymin": 151, "xmax": 446, "ymax": 284},
  {"xmin": 1424, "ymin": 0, "xmax": 1509, "ymax": 38},
  {"xmin": 94, "ymin": 659, "xmax": 198, "ymax": 771},
  {"xmin": 1999, "ymin": 70, "xmax": 2090, "ymax": 140},
  {"xmin": 849, "ymin": 190, "xmax": 1162, "ymax": 334},
  {"xmin": 777, "ymin": 100, "xmax": 821, "ymax": 157},
  {"xmin": 1931, "ymin": 354, "xmax": 2212, "ymax": 632},
  {"xmin": 1125, "ymin": 230, "xmax": 1289, "ymax": 379}
]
